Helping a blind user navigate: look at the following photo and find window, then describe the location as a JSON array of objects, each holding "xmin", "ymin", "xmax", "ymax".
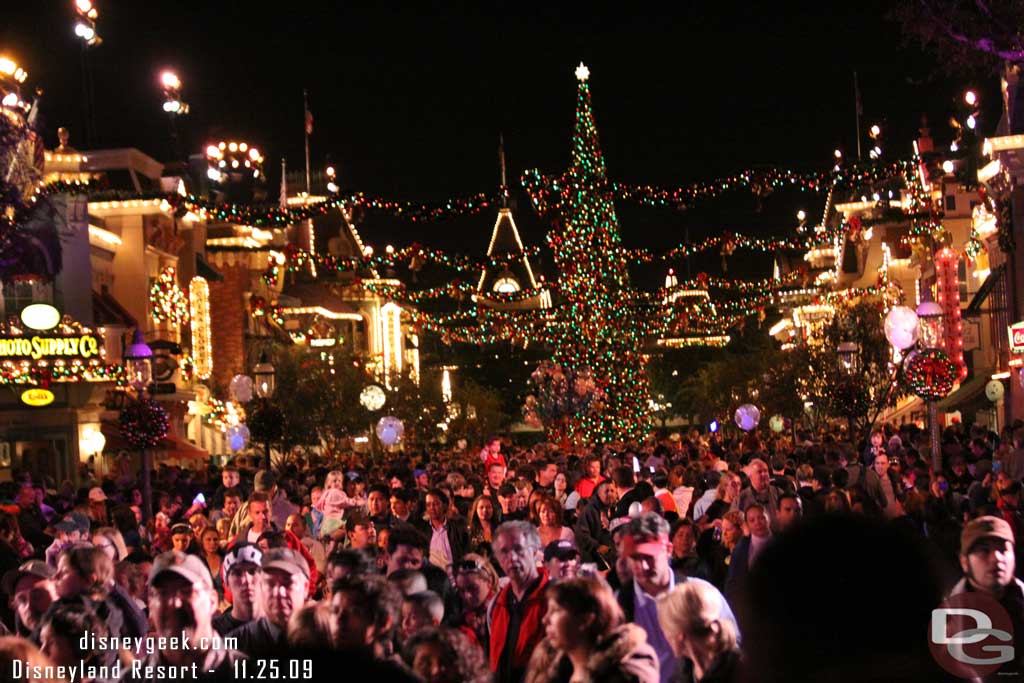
[
  {"xmin": 493, "ymin": 277, "xmax": 520, "ymax": 294},
  {"xmin": 0, "ymin": 280, "xmax": 53, "ymax": 319}
]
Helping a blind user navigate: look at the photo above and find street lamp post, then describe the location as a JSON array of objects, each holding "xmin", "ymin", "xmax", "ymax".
[
  {"xmin": 125, "ymin": 330, "xmax": 154, "ymax": 524},
  {"xmin": 837, "ymin": 341, "xmax": 860, "ymax": 439},
  {"xmin": 253, "ymin": 352, "xmax": 276, "ymax": 470},
  {"xmin": 160, "ymin": 70, "xmax": 188, "ymax": 160}
]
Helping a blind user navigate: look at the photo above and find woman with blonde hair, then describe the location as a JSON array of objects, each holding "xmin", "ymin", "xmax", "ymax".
[
  {"xmin": 526, "ymin": 576, "xmax": 658, "ymax": 683},
  {"xmin": 656, "ymin": 580, "xmax": 741, "ymax": 683},
  {"xmin": 91, "ymin": 527, "xmax": 129, "ymax": 562}
]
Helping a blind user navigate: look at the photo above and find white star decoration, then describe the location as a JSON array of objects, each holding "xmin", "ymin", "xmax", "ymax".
[{"xmin": 575, "ymin": 62, "xmax": 590, "ymax": 82}]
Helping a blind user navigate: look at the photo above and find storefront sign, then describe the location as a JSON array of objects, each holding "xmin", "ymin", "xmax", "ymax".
[
  {"xmin": 0, "ymin": 333, "xmax": 101, "ymax": 361},
  {"xmin": 20, "ymin": 388, "xmax": 54, "ymax": 407},
  {"xmin": 1010, "ymin": 321, "xmax": 1024, "ymax": 354}
]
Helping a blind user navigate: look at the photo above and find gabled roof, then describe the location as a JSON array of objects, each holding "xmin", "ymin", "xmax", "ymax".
[{"xmin": 477, "ymin": 208, "xmax": 539, "ymax": 294}]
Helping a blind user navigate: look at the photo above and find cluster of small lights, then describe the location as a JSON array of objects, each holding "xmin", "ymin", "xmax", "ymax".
[
  {"xmin": 188, "ymin": 277, "xmax": 212, "ymax": 380},
  {"xmin": 206, "ymin": 141, "xmax": 264, "ymax": 182},
  {"xmin": 935, "ymin": 247, "xmax": 967, "ymax": 381},
  {"xmin": 160, "ymin": 70, "xmax": 188, "ymax": 115},
  {"xmin": 149, "ymin": 266, "xmax": 189, "ymax": 325},
  {"xmin": 73, "ymin": 0, "xmax": 101, "ymax": 46}
]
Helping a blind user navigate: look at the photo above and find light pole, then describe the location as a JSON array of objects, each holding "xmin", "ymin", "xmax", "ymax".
[
  {"xmin": 73, "ymin": 0, "xmax": 101, "ymax": 147},
  {"xmin": 160, "ymin": 70, "xmax": 188, "ymax": 161},
  {"xmin": 125, "ymin": 330, "xmax": 153, "ymax": 524},
  {"xmin": 253, "ymin": 352, "xmax": 276, "ymax": 470},
  {"xmin": 837, "ymin": 341, "xmax": 860, "ymax": 439}
]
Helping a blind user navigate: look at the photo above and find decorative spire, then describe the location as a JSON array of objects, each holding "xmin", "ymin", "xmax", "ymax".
[{"xmin": 498, "ymin": 132, "xmax": 508, "ymax": 208}]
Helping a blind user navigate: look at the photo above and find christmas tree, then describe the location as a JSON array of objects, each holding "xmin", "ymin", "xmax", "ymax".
[{"xmin": 523, "ymin": 63, "xmax": 654, "ymax": 442}]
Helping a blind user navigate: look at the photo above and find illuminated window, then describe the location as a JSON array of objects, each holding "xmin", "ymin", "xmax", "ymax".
[{"xmin": 493, "ymin": 277, "xmax": 520, "ymax": 294}]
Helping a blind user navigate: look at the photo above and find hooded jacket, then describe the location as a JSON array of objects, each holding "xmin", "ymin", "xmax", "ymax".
[{"xmin": 525, "ymin": 623, "xmax": 660, "ymax": 683}]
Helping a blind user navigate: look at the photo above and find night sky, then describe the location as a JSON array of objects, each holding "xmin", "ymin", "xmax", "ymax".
[{"xmin": 2, "ymin": 2, "xmax": 987, "ymax": 279}]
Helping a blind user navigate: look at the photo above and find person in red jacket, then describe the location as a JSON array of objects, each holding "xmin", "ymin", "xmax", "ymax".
[{"xmin": 489, "ymin": 521, "xmax": 549, "ymax": 683}]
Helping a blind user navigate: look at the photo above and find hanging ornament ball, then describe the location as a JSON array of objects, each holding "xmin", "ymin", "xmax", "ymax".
[
  {"xmin": 119, "ymin": 399, "xmax": 170, "ymax": 450},
  {"xmin": 229, "ymin": 374, "xmax": 254, "ymax": 403},
  {"xmin": 985, "ymin": 380, "xmax": 1005, "ymax": 403},
  {"xmin": 360, "ymin": 385, "xmax": 386, "ymax": 411},
  {"xmin": 628, "ymin": 502, "xmax": 644, "ymax": 518},
  {"xmin": 769, "ymin": 415, "xmax": 785, "ymax": 433},
  {"xmin": 376, "ymin": 416, "xmax": 404, "ymax": 447},
  {"xmin": 884, "ymin": 306, "xmax": 919, "ymax": 350},
  {"xmin": 734, "ymin": 404, "xmax": 761, "ymax": 431}
]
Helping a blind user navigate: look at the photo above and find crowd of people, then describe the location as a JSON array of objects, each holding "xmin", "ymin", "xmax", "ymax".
[{"xmin": 0, "ymin": 420, "xmax": 1022, "ymax": 683}]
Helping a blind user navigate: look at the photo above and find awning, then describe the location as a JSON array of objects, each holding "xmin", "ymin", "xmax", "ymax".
[
  {"xmin": 99, "ymin": 421, "xmax": 209, "ymax": 460},
  {"xmin": 196, "ymin": 253, "xmax": 224, "ymax": 282},
  {"xmin": 965, "ymin": 264, "xmax": 1006, "ymax": 317},
  {"xmin": 936, "ymin": 371, "xmax": 992, "ymax": 412},
  {"xmin": 93, "ymin": 285, "xmax": 137, "ymax": 327}
]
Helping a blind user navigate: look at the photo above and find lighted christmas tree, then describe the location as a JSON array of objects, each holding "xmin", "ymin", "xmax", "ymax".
[{"xmin": 522, "ymin": 63, "xmax": 655, "ymax": 442}]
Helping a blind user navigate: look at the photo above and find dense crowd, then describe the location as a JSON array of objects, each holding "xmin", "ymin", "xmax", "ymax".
[{"xmin": 0, "ymin": 419, "xmax": 1023, "ymax": 683}]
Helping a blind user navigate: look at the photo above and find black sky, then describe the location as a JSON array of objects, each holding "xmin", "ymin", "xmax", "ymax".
[{"xmin": 1, "ymin": 1, "xmax": 989, "ymax": 275}]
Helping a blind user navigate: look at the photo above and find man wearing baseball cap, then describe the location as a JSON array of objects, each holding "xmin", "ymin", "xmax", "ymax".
[
  {"xmin": 617, "ymin": 512, "xmax": 737, "ymax": 683},
  {"xmin": 543, "ymin": 539, "xmax": 580, "ymax": 581},
  {"xmin": 949, "ymin": 515, "xmax": 1024, "ymax": 679},
  {"xmin": 44, "ymin": 511, "xmax": 91, "ymax": 567},
  {"xmin": 952, "ymin": 516, "xmax": 1022, "ymax": 599},
  {"xmin": 212, "ymin": 544, "xmax": 264, "ymax": 636},
  {"xmin": 228, "ymin": 547, "xmax": 309, "ymax": 656},
  {"xmin": 2, "ymin": 560, "xmax": 56, "ymax": 636},
  {"xmin": 123, "ymin": 551, "xmax": 243, "ymax": 680}
]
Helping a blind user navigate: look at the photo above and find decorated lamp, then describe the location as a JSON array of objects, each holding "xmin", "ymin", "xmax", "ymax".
[
  {"xmin": 125, "ymin": 330, "xmax": 153, "ymax": 393},
  {"xmin": 837, "ymin": 341, "xmax": 860, "ymax": 375},
  {"xmin": 916, "ymin": 300, "xmax": 945, "ymax": 350},
  {"xmin": 253, "ymin": 352, "xmax": 276, "ymax": 399}
]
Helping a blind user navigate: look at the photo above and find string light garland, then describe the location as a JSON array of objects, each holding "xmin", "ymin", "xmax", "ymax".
[
  {"xmin": 902, "ymin": 348, "xmax": 957, "ymax": 401},
  {"xmin": 149, "ymin": 267, "xmax": 189, "ymax": 325}
]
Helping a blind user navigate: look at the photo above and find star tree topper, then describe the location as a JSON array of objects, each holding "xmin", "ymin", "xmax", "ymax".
[{"xmin": 575, "ymin": 62, "xmax": 590, "ymax": 82}]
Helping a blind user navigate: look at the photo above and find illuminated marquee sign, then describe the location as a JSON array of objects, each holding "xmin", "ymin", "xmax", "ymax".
[
  {"xmin": 1010, "ymin": 321, "xmax": 1024, "ymax": 355},
  {"xmin": 0, "ymin": 334, "xmax": 101, "ymax": 361},
  {"xmin": 0, "ymin": 306, "xmax": 120, "ymax": 385}
]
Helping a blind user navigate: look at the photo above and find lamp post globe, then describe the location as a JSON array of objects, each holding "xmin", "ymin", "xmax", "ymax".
[{"xmin": 253, "ymin": 352, "xmax": 276, "ymax": 399}]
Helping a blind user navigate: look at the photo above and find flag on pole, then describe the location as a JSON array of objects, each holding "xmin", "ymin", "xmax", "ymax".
[
  {"xmin": 854, "ymin": 72, "xmax": 863, "ymax": 116},
  {"xmin": 280, "ymin": 158, "xmax": 288, "ymax": 209},
  {"xmin": 304, "ymin": 91, "xmax": 313, "ymax": 135}
]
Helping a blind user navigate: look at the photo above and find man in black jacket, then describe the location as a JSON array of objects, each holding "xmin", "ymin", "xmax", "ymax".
[
  {"xmin": 416, "ymin": 488, "xmax": 469, "ymax": 571},
  {"xmin": 575, "ymin": 480, "xmax": 615, "ymax": 564}
]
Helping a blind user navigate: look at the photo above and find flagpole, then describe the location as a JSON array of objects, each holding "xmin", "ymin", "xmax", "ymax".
[
  {"xmin": 853, "ymin": 71, "xmax": 862, "ymax": 161},
  {"xmin": 303, "ymin": 89, "xmax": 311, "ymax": 194},
  {"xmin": 280, "ymin": 157, "xmax": 288, "ymax": 209}
]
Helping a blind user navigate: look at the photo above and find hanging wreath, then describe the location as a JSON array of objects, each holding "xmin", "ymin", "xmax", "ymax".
[
  {"xmin": 902, "ymin": 348, "xmax": 957, "ymax": 401},
  {"xmin": 119, "ymin": 399, "xmax": 169, "ymax": 449}
]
